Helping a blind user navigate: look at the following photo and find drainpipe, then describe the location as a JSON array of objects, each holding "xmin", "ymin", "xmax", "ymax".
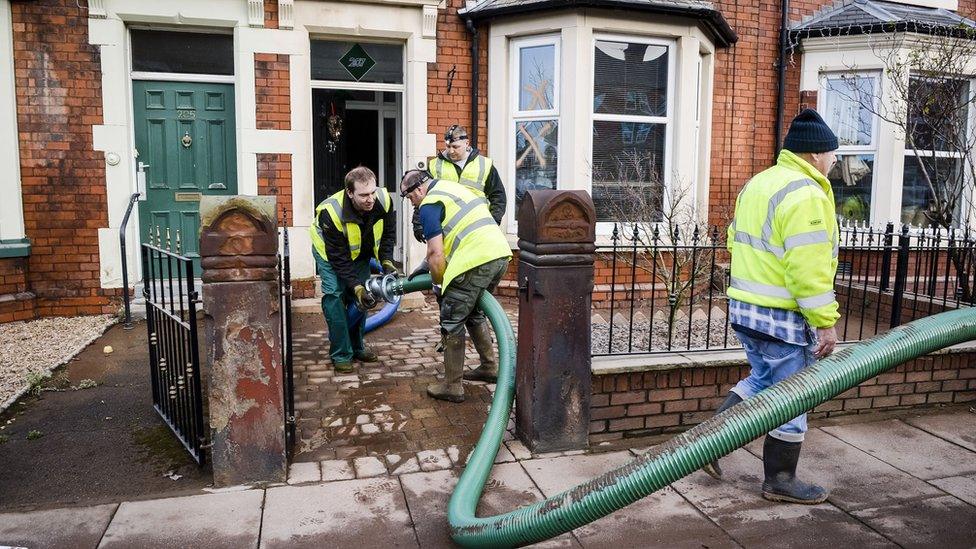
[
  {"xmin": 465, "ymin": 18, "xmax": 480, "ymax": 149},
  {"xmin": 774, "ymin": 0, "xmax": 790, "ymax": 158}
]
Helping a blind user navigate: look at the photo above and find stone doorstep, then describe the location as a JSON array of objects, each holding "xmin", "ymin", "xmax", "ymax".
[{"xmin": 591, "ymin": 339, "xmax": 976, "ymax": 376}]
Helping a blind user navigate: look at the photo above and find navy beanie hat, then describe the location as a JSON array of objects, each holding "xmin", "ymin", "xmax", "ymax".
[{"xmin": 783, "ymin": 108, "xmax": 838, "ymax": 153}]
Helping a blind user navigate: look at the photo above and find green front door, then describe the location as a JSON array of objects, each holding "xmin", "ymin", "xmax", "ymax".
[{"xmin": 134, "ymin": 81, "xmax": 237, "ymax": 275}]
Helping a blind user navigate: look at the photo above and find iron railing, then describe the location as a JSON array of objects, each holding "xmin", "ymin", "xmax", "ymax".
[
  {"xmin": 592, "ymin": 222, "xmax": 976, "ymax": 357},
  {"xmin": 279, "ymin": 225, "xmax": 295, "ymax": 460},
  {"xmin": 142, "ymin": 229, "xmax": 206, "ymax": 464},
  {"xmin": 119, "ymin": 192, "xmax": 141, "ymax": 329}
]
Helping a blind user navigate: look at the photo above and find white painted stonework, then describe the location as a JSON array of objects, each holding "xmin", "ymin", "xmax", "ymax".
[
  {"xmin": 88, "ymin": 0, "xmax": 438, "ymax": 288},
  {"xmin": 0, "ymin": 0, "xmax": 25, "ymax": 242}
]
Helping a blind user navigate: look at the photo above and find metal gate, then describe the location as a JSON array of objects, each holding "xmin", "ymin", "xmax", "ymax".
[
  {"xmin": 279, "ymin": 227, "xmax": 296, "ymax": 460},
  {"xmin": 142, "ymin": 232, "xmax": 206, "ymax": 465}
]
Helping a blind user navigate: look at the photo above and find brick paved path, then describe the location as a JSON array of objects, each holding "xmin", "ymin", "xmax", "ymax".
[{"xmin": 289, "ymin": 297, "xmax": 519, "ymax": 465}]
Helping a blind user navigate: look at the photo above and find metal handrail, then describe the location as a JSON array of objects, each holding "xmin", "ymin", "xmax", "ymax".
[{"xmin": 119, "ymin": 192, "xmax": 141, "ymax": 329}]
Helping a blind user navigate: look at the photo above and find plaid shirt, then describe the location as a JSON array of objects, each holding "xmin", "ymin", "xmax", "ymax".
[{"xmin": 728, "ymin": 299, "xmax": 813, "ymax": 346}]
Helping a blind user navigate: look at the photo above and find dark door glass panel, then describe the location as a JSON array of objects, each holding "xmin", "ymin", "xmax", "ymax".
[{"xmin": 131, "ymin": 30, "xmax": 234, "ymax": 75}]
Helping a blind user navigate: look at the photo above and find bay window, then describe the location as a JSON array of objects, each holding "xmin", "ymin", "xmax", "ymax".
[{"xmin": 901, "ymin": 76, "xmax": 970, "ymax": 226}]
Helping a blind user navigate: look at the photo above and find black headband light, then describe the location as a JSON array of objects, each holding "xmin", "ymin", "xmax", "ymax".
[
  {"xmin": 400, "ymin": 170, "xmax": 431, "ymax": 197},
  {"xmin": 444, "ymin": 124, "xmax": 468, "ymax": 143}
]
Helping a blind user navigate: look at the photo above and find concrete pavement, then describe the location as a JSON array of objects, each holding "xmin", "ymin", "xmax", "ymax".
[{"xmin": 2, "ymin": 408, "xmax": 974, "ymax": 548}]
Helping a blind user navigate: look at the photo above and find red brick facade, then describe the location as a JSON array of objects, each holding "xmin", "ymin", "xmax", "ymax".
[
  {"xmin": 254, "ymin": 53, "xmax": 291, "ymax": 131},
  {"xmin": 10, "ymin": 0, "xmax": 115, "ymax": 319},
  {"xmin": 428, "ymin": 1, "xmax": 489, "ymax": 153},
  {"xmin": 0, "ymin": 258, "xmax": 34, "ymax": 323},
  {"xmin": 264, "ymin": 0, "xmax": 279, "ymax": 30},
  {"xmin": 589, "ymin": 351, "xmax": 976, "ymax": 443},
  {"xmin": 257, "ymin": 153, "xmax": 293, "ymax": 227}
]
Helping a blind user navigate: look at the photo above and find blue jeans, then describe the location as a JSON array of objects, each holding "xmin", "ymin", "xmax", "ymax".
[{"xmin": 731, "ymin": 328, "xmax": 815, "ymax": 442}]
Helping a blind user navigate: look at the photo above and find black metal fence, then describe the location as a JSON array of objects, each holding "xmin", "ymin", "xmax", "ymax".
[
  {"xmin": 592, "ymin": 222, "xmax": 976, "ymax": 357},
  {"xmin": 142, "ymin": 233, "xmax": 206, "ymax": 464},
  {"xmin": 279, "ymin": 227, "xmax": 296, "ymax": 460}
]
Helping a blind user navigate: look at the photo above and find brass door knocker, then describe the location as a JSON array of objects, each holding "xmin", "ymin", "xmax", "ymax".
[{"xmin": 181, "ymin": 131, "xmax": 192, "ymax": 148}]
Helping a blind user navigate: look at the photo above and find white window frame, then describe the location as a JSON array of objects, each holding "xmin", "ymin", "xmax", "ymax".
[
  {"xmin": 818, "ymin": 70, "xmax": 881, "ymax": 225},
  {"xmin": 590, "ymin": 34, "xmax": 676, "ymax": 230},
  {"xmin": 509, "ymin": 34, "xmax": 561, "ymax": 230}
]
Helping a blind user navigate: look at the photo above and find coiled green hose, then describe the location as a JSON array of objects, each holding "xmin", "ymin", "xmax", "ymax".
[{"xmin": 391, "ymin": 275, "xmax": 976, "ymax": 548}]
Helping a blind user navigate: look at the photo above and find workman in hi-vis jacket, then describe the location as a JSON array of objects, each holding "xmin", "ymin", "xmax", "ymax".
[
  {"xmin": 310, "ymin": 166, "xmax": 397, "ymax": 374},
  {"xmin": 411, "ymin": 124, "xmax": 506, "ymax": 242},
  {"xmin": 400, "ymin": 169, "xmax": 512, "ymax": 403},
  {"xmin": 705, "ymin": 109, "xmax": 840, "ymax": 505}
]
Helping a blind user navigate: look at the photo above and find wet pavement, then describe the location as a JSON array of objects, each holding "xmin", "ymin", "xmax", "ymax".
[
  {"xmin": 2, "ymin": 407, "xmax": 974, "ymax": 548},
  {"xmin": 289, "ymin": 296, "xmax": 518, "ymax": 465}
]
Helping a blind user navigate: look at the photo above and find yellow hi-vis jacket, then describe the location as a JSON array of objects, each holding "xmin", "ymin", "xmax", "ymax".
[
  {"xmin": 309, "ymin": 187, "xmax": 392, "ymax": 261},
  {"xmin": 727, "ymin": 149, "xmax": 840, "ymax": 328},
  {"xmin": 420, "ymin": 180, "xmax": 511, "ymax": 291},
  {"xmin": 428, "ymin": 154, "xmax": 493, "ymax": 199}
]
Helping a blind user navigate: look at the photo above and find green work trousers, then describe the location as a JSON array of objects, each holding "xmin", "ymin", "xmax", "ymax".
[
  {"xmin": 314, "ymin": 249, "xmax": 371, "ymax": 364},
  {"xmin": 439, "ymin": 257, "xmax": 510, "ymax": 336}
]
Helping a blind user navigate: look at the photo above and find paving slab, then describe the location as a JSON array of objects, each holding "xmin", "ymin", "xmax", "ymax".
[
  {"xmin": 852, "ymin": 495, "xmax": 976, "ymax": 548},
  {"xmin": 97, "ymin": 490, "xmax": 263, "ymax": 549},
  {"xmin": 741, "ymin": 428, "xmax": 943, "ymax": 511},
  {"xmin": 903, "ymin": 412, "xmax": 976, "ymax": 452},
  {"xmin": 521, "ymin": 451, "xmax": 736, "ymax": 548},
  {"xmin": 823, "ymin": 419, "xmax": 976, "ymax": 480},
  {"xmin": 671, "ymin": 450, "xmax": 893, "ymax": 548},
  {"xmin": 399, "ymin": 464, "xmax": 577, "ymax": 548},
  {"xmin": 287, "ymin": 461, "xmax": 320, "ymax": 484},
  {"xmin": 929, "ymin": 473, "xmax": 976, "ymax": 506},
  {"xmin": 0, "ymin": 503, "xmax": 116, "ymax": 549},
  {"xmin": 261, "ymin": 477, "xmax": 416, "ymax": 548}
]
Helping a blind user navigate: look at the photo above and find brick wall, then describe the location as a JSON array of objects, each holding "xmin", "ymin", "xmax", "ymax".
[
  {"xmin": 11, "ymin": 0, "xmax": 115, "ymax": 318},
  {"xmin": 257, "ymin": 153, "xmax": 293, "ymax": 225},
  {"xmin": 264, "ymin": 0, "xmax": 279, "ymax": 29},
  {"xmin": 704, "ymin": 1, "xmax": 976, "ymax": 226},
  {"xmin": 254, "ymin": 53, "xmax": 291, "ymax": 131},
  {"xmin": 589, "ymin": 351, "xmax": 976, "ymax": 443},
  {"xmin": 0, "ymin": 257, "xmax": 35, "ymax": 322},
  {"xmin": 428, "ymin": 0, "xmax": 488, "ymax": 153}
]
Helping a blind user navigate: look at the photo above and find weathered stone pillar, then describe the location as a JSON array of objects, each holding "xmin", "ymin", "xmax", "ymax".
[
  {"xmin": 200, "ymin": 196, "xmax": 285, "ymax": 486},
  {"xmin": 515, "ymin": 190, "xmax": 597, "ymax": 452}
]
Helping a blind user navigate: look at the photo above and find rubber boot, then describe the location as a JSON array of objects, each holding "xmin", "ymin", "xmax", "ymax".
[
  {"xmin": 701, "ymin": 392, "xmax": 744, "ymax": 479},
  {"xmin": 761, "ymin": 435, "xmax": 828, "ymax": 504},
  {"xmin": 427, "ymin": 332, "xmax": 465, "ymax": 403},
  {"xmin": 463, "ymin": 321, "xmax": 498, "ymax": 382}
]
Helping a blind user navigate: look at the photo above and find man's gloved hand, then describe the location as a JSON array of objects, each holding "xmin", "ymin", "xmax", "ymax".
[
  {"xmin": 407, "ymin": 259, "xmax": 430, "ymax": 281},
  {"xmin": 381, "ymin": 260, "xmax": 400, "ymax": 277},
  {"xmin": 432, "ymin": 283, "xmax": 443, "ymax": 304},
  {"xmin": 353, "ymin": 285, "xmax": 378, "ymax": 311}
]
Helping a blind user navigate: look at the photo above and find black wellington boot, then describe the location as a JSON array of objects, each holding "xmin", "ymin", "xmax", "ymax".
[
  {"xmin": 761, "ymin": 435, "xmax": 828, "ymax": 504},
  {"xmin": 701, "ymin": 392, "xmax": 744, "ymax": 479}
]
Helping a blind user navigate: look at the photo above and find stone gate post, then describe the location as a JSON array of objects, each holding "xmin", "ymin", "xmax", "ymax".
[
  {"xmin": 515, "ymin": 190, "xmax": 597, "ymax": 452},
  {"xmin": 200, "ymin": 196, "xmax": 285, "ymax": 486}
]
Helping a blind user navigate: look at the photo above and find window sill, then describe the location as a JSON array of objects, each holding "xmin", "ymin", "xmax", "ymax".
[{"xmin": 0, "ymin": 238, "xmax": 31, "ymax": 258}]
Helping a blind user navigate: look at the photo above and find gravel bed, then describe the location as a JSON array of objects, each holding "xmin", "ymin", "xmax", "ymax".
[
  {"xmin": 592, "ymin": 310, "xmax": 740, "ymax": 354},
  {"xmin": 0, "ymin": 315, "xmax": 115, "ymax": 412}
]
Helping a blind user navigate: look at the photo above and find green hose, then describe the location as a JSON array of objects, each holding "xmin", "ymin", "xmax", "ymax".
[{"xmin": 390, "ymin": 275, "xmax": 976, "ymax": 547}]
